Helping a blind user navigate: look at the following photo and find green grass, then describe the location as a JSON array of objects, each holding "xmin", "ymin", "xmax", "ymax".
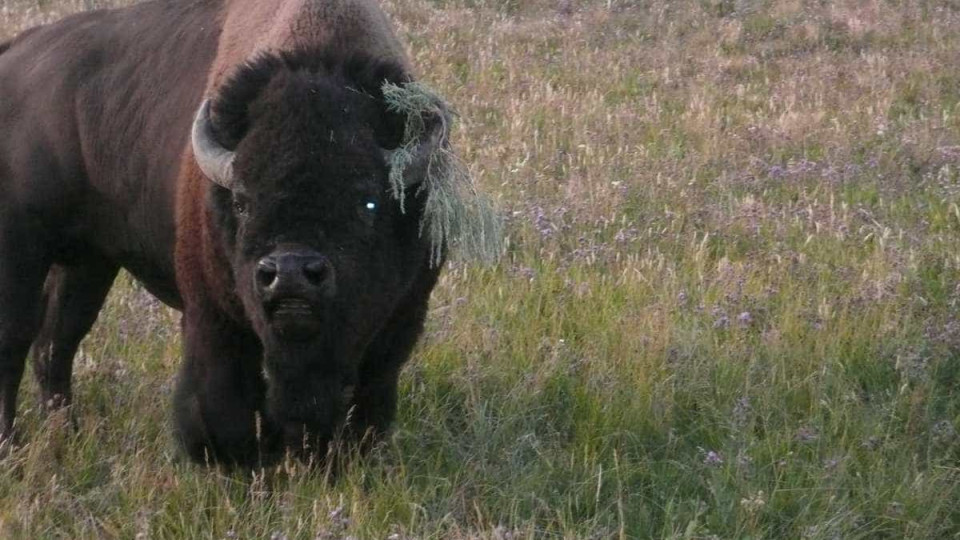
[{"xmin": 2, "ymin": 0, "xmax": 960, "ymax": 538}]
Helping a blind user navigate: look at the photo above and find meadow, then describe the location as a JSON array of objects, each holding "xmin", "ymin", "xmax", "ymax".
[{"xmin": 1, "ymin": 0, "xmax": 959, "ymax": 537}]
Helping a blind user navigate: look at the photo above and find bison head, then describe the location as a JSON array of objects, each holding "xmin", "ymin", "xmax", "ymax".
[{"xmin": 189, "ymin": 50, "xmax": 445, "ymax": 456}]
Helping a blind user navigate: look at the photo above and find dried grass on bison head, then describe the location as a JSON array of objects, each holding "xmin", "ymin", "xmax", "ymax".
[{"xmin": 382, "ymin": 81, "xmax": 503, "ymax": 267}]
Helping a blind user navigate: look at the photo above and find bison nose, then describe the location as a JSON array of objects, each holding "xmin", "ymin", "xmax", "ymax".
[{"xmin": 256, "ymin": 250, "xmax": 334, "ymax": 297}]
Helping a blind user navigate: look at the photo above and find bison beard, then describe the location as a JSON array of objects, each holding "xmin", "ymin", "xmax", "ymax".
[
  {"xmin": 0, "ymin": 0, "xmax": 448, "ymax": 469},
  {"xmin": 262, "ymin": 339, "xmax": 353, "ymax": 457}
]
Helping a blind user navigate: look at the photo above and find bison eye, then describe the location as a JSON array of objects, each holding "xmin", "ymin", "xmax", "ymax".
[
  {"xmin": 233, "ymin": 196, "xmax": 249, "ymax": 216},
  {"xmin": 359, "ymin": 197, "xmax": 380, "ymax": 224}
]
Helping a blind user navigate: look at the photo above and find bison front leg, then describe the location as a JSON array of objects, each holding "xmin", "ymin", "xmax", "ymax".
[
  {"xmin": 348, "ymin": 362, "xmax": 402, "ymax": 449},
  {"xmin": 173, "ymin": 308, "xmax": 277, "ymax": 467}
]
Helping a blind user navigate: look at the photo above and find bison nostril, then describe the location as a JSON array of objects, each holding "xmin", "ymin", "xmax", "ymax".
[
  {"xmin": 302, "ymin": 259, "xmax": 328, "ymax": 287},
  {"xmin": 256, "ymin": 258, "xmax": 279, "ymax": 289}
]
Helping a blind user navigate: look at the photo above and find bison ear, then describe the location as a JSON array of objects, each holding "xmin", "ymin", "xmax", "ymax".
[
  {"xmin": 382, "ymin": 110, "xmax": 448, "ymax": 189},
  {"xmin": 379, "ymin": 79, "xmax": 454, "ymax": 190}
]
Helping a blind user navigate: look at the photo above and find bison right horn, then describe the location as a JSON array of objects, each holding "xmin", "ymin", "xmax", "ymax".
[
  {"xmin": 191, "ymin": 99, "xmax": 238, "ymax": 191},
  {"xmin": 383, "ymin": 113, "xmax": 448, "ymax": 188}
]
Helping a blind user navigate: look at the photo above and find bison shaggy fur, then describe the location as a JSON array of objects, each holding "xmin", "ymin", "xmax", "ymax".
[{"xmin": 0, "ymin": 0, "xmax": 449, "ymax": 467}]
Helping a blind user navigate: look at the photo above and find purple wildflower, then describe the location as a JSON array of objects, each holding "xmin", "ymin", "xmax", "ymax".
[{"xmin": 703, "ymin": 450, "xmax": 724, "ymax": 466}]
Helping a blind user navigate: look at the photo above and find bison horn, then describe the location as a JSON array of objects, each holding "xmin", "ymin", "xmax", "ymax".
[
  {"xmin": 191, "ymin": 99, "xmax": 238, "ymax": 191},
  {"xmin": 383, "ymin": 113, "xmax": 448, "ymax": 188}
]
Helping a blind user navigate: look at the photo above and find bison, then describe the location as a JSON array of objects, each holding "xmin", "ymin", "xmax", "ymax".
[{"xmin": 0, "ymin": 0, "xmax": 471, "ymax": 467}]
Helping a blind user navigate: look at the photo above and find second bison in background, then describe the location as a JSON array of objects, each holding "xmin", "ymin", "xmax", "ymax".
[{"xmin": 0, "ymin": 0, "xmax": 454, "ymax": 466}]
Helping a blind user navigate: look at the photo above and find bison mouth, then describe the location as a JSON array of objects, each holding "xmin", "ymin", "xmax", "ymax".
[
  {"xmin": 265, "ymin": 297, "xmax": 323, "ymax": 339},
  {"xmin": 270, "ymin": 297, "xmax": 314, "ymax": 317}
]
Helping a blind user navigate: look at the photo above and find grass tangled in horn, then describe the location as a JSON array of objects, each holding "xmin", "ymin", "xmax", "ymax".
[{"xmin": 382, "ymin": 81, "xmax": 502, "ymax": 267}]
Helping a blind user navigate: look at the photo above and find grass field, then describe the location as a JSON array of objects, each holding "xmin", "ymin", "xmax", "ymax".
[{"xmin": 2, "ymin": 0, "xmax": 960, "ymax": 538}]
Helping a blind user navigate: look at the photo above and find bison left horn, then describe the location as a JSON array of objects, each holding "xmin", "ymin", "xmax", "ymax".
[{"xmin": 191, "ymin": 99, "xmax": 238, "ymax": 191}]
